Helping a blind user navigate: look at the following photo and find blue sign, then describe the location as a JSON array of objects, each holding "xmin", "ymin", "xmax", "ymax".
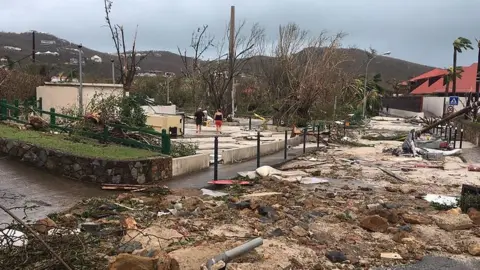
[{"xmin": 449, "ymin": 96, "xmax": 459, "ymax": 106}]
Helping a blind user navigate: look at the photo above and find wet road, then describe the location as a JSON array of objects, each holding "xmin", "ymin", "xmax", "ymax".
[{"xmin": 0, "ymin": 156, "xmax": 108, "ymax": 224}]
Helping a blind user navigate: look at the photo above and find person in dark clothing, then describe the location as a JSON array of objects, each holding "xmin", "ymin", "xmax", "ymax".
[
  {"xmin": 194, "ymin": 108, "xmax": 205, "ymax": 134},
  {"xmin": 214, "ymin": 109, "xmax": 223, "ymax": 134}
]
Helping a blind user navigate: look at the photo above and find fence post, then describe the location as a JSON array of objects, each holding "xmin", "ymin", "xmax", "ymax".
[
  {"xmin": 453, "ymin": 127, "xmax": 458, "ymax": 149},
  {"xmin": 284, "ymin": 130, "xmax": 287, "ymax": 160},
  {"xmin": 303, "ymin": 128, "xmax": 307, "ymax": 154},
  {"xmin": 38, "ymin": 97, "xmax": 43, "ymax": 116},
  {"xmin": 103, "ymin": 125, "xmax": 109, "ymax": 143},
  {"xmin": 256, "ymin": 131, "xmax": 261, "ymax": 168},
  {"xmin": 23, "ymin": 100, "xmax": 29, "ymax": 121},
  {"xmin": 249, "ymin": 116, "xmax": 252, "ymax": 130},
  {"xmin": 214, "ymin": 136, "xmax": 219, "ymax": 180},
  {"xmin": 440, "ymin": 125, "xmax": 443, "ymax": 136},
  {"xmin": 13, "ymin": 99, "xmax": 19, "ymax": 119},
  {"xmin": 49, "ymin": 108, "xmax": 56, "ymax": 126},
  {"xmin": 161, "ymin": 129, "xmax": 171, "ymax": 155},
  {"xmin": 460, "ymin": 129, "xmax": 464, "ymax": 149},
  {"xmin": 317, "ymin": 124, "xmax": 320, "ymax": 148},
  {"xmin": 0, "ymin": 99, "xmax": 6, "ymax": 120},
  {"xmin": 448, "ymin": 125, "xmax": 452, "ymax": 143}
]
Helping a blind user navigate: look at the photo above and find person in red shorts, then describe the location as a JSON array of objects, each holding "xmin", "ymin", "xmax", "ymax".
[{"xmin": 214, "ymin": 109, "xmax": 223, "ymax": 134}]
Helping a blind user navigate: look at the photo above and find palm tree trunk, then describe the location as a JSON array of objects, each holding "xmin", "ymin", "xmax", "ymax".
[
  {"xmin": 475, "ymin": 47, "xmax": 480, "ymax": 120},
  {"xmin": 452, "ymin": 49, "xmax": 458, "ymax": 95},
  {"xmin": 443, "ymin": 80, "xmax": 450, "ymax": 117}
]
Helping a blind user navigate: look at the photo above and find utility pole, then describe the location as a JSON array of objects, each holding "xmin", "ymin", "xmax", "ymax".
[
  {"xmin": 78, "ymin": 44, "xmax": 83, "ymax": 115},
  {"xmin": 166, "ymin": 76, "xmax": 170, "ymax": 104},
  {"xmin": 229, "ymin": 5, "xmax": 236, "ymax": 118},
  {"xmin": 111, "ymin": 59, "xmax": 115, "ymax": 84},
  {"xmin": 32, "ymin": 30, "xmax": 36, "ymax": 63}
]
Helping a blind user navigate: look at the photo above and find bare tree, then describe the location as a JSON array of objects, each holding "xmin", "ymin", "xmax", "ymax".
[
  {"xmin": 258, "ymin": 23, "xmax": 352, "ymax": 125},
  {"xmin": 178, "ymin": 22, "xmax": 265, "ymax": 112},
  {"xmin": 104, "ymin": 0, "xmax": 149, "ymax": 93}
]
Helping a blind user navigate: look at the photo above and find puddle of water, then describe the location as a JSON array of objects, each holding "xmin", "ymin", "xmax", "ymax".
[{"xmin": 0, "ymin": 159, "xmax": 110, "ymax": 224}]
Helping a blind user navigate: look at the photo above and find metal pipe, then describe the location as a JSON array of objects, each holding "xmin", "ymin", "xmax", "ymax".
[
  {"xmin": 213, "ymin": 136, "xmax": 218, "ymax": 180},
  {"xmin": 460, "ymin": 128, "xmax": 464, "ymax": 149},
  {"xmin": 453, "ymin": 127, "xmax": 458, "ymax": 149},
  {"xmin": 448, "ymin": 125, "xmax": 452, "ymax": 143},
  {"xmin": 256, "ymin": 131, "xmax": 260, "ymax": 168},
  {"xmin": 284, "ymin": 130, "xmax": 287, "ymax": 160},
  {"xmin": 205, "ymin": 237, "xmax": 263, "ymax": 269}
]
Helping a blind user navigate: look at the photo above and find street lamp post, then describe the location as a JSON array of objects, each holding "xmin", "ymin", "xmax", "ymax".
[
  {"xmin": 78, "ymin": 44, "xmax": 83, "ymax": 115},
  {"xmin": 111, "ymin": 59, "xmax": 115, "ymax": 84},
  {"xmin": 362, "ymin": 51, "xmax": 391, "ymax": 119}
]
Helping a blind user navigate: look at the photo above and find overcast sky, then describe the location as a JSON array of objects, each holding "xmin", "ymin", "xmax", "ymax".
[{"xmin": 1, "ymin": 0, "xmax": 479, "ymax": 68}]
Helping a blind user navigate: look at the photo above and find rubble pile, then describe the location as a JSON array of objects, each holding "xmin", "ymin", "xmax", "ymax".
[{"xmin": 1, "ymin": 118, "xmax": 480, "ymax": 270}]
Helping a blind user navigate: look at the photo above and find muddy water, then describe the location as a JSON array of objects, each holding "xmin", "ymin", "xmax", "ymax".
[{"xmin": 0, "ymin": 157, "xmax": 109, "ymax": 224}]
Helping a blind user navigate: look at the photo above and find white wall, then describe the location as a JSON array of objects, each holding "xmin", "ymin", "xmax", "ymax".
[
  {"xmin": 422, "ymin": 96, "xmax": 467, "ymax": 117},
  {"xmin": 37, "ymin": 83, "xmax": 124, "ymax": 113},
  {"xmin": 383, "ymin": 108, "xmax": 424, "ymax": 118}
]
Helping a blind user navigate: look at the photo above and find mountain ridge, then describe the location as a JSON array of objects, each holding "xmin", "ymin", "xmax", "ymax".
[{"xmin": 0, "ymin": 31, "xmax": 435, "ymax": 83}]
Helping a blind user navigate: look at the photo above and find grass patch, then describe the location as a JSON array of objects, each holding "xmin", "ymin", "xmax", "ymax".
[{"xmin": 0, "ymin": 124, "xmax": 160, "ymax": 160}]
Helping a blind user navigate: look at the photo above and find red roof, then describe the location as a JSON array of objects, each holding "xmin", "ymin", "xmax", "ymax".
[
  {"xmin": 410, "ymin": 63, "xmax": 478, "ymax": 95},
  {"xmin": 409, "ymin": 68, "xmax": 447, "ymax": 81}
]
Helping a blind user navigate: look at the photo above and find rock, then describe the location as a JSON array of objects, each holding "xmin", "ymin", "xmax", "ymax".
[
  {"xmin": 392, "ymin": 231, "xmax": 410, "ymax": 243},
  {"xmin": 468, "ymin": 208, "xmax": 480, "ymax": 225},
  {"xmin": 360, "ymin": 215, "xmax": 389, "ymax": 233},
  {"xmin": 80, "ymin": 222, "xmax": 103, "ymax": 233},
  {"xmin": 109, "ymin": 250, "xmax": 180, "ymax": 270},
  {"xmin": 433, "ymin": 214, "xmax": 474, "ymax": 231},
  {"xmin": 398, "ymin": 224, "xmax": 412, "ymax": 232},
  {"xmin": 402, "ymin": 213, "xmax": 431, "ymax": 225},
  {"xmin": 369, "ymin": 209, "xmax": 400, "ymax": 224},
  {"xmin": 445, "ymin": 208, "xmax": 462, "ymax": 215},
  {"xmin": 380, "ymin": 253, "xmax": 402, "ymax": 260},
  {"xmin": 117, "ymin": 241, "xmax": 143, "ymax": 254},
  {"xmin": 120, "ymin": 216, "xmax": 138, "ymax": 230},
  {"xmin": 291, "ymin": 226, "xmax": 308, "ymax": 237},
  {"xmin": 385, "ymin": 186, "xmax": 399, "ymax": 192},
  {"xmin": 116, "ymin": 193, "xmax": 133, "ymax": 202},
  {"xmin": 367, "ymin": 203, "xmax": 382, "ymax": 210},
  {"xmin": 33, "ymin": 218, "xmax": 57, "ymax": 234},
  {"xmin": 326, "ymin": 251, "xmax": 347, "ymax": 263},
  {"xmin": 468, "ymin": 242, "xmax": 480, "ymax": 256}
]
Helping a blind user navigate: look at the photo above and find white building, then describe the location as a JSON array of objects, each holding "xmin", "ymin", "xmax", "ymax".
[{"xmin": 90, "ymin": 55, "xmax": 102, "ymax": 63}]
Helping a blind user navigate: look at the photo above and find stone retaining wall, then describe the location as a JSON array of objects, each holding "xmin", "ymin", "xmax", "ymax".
[{"xmin": 0, "ymin": 138, "xmax": 172, "ymax": 184}]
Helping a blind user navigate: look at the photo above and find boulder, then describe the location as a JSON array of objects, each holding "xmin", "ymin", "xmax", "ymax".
[
  {"xmin": 109, "ymin": 249, "xmax": 179, "ymax": 270},
  {"xmin": 402, "ymin": 213, "xmax": 432, "ymax": 225},
  {"xmin": 468, "ymin": 208, "xmax": 480, "ymax": 225},
  {"xmin": 256, "ymin": 166, "xmax": 281, "ymax": 177},
  {"xmin": 360, "ymin": 215, "xmax": 389, "ymax": 233},
  {"xmin": 433, "ymin": 214, "xmax": 474, "ymax": 231},
  {"xmin": 468, "ymin": 243, "xmax": 480, "ymax": 256},
  {"xmin": 33, "ymin": 218, "xmax": 57, "ymax": 234}
]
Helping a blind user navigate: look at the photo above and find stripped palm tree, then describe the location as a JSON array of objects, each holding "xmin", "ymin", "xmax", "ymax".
[
  {"xmin": 452, "ymin": 37, "xmax": 473, "ymax": 95},
  {"xmin": 475, "ymin": 39, "xmax": 480, "ymax": 120},
  {"xmin": 443, "ymin": 66, "xmax": 464, "ymax": 116}
]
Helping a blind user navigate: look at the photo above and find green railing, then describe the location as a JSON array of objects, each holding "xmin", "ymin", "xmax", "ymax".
[{"xmin": 0, "ymin": 98, "xmax": 171, "ymax": 155}]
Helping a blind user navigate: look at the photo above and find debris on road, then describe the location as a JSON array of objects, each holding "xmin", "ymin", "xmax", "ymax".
[{"xmin": 2, "ymin": 116, "xmax": 480, "ymax": 269}]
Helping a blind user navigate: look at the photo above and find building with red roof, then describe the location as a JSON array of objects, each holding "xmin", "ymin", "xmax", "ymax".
[{"xmin": 406, "ymin": 63, "xmax": 479, "ymax": 96}]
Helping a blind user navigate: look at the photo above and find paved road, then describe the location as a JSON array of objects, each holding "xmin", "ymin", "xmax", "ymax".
[
  {"xmin": 376, "ymin": 255, "xmax": 480, "ymax": 270},
  {"xmin": 0, "ymin": 156, "xmax": 107, "ymax": 224}
]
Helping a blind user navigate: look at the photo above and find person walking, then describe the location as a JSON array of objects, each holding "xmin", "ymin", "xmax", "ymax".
[
  {"xmin": 194, "ymin": 108, "xmax": 205, "ymax": 134},
  {"xmin": 214, "ymin": 109, "xmax": 223, "ymax": 134}
]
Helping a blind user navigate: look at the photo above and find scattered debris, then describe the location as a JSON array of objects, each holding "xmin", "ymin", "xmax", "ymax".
[{"xmin": 201, "ymin": 189, "xmax": 229, "ymax": 197}]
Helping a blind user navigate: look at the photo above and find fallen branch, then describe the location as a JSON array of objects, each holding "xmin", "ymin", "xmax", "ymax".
[
  {"xmin": 0, "ymin": 203, "xmax": 73, "ymax": 270},
  {"xmin": 377, "ymin": 167, "xmax": 407, "ymax": 182}
]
